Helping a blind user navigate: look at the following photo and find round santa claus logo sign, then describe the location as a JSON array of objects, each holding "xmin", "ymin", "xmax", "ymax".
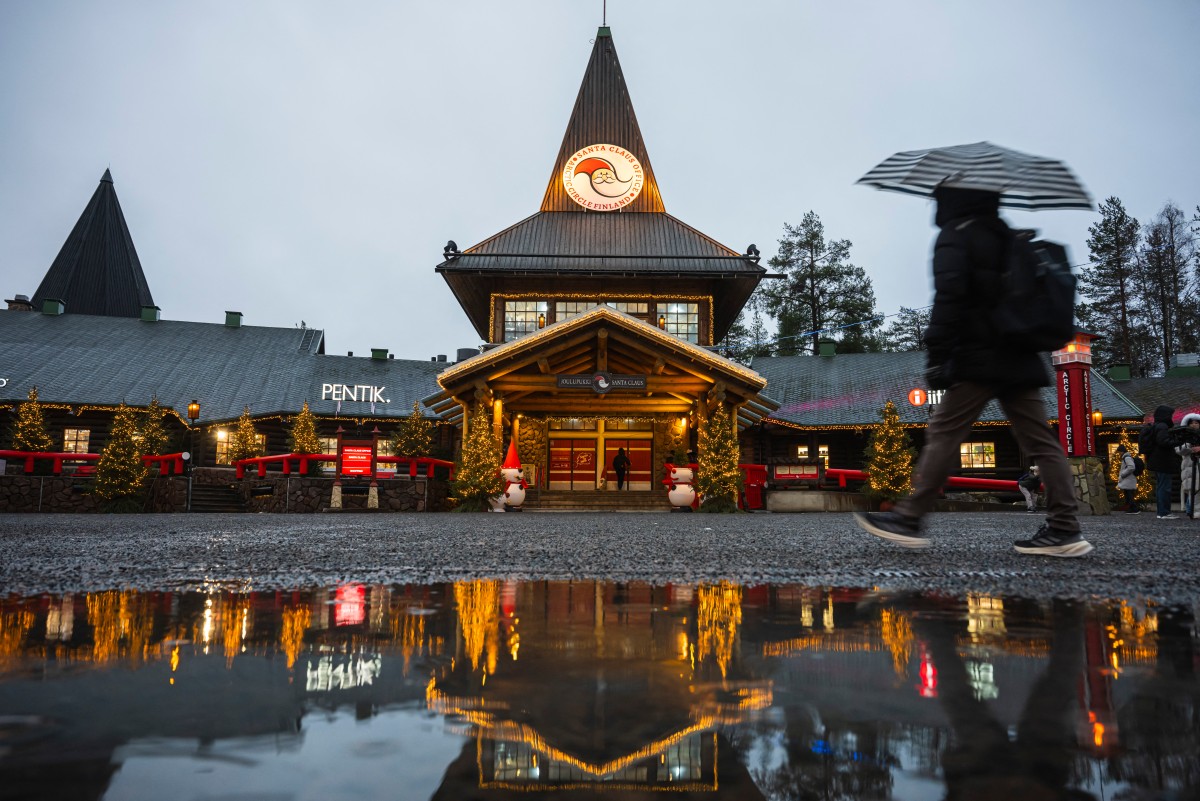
[{"xmin": 561, "ymin": 144, "xmax": 644, "ymax": 210}]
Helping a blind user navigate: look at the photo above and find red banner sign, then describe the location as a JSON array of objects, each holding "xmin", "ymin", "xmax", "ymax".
[{"xmin": 341, "ymin": 442, "xmax": 374, "ymax": 477}]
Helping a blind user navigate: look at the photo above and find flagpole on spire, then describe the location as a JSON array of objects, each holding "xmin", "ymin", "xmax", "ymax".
[{"xmin": 603, "ymin": 0, "xmax": 606, "ymax": 25}]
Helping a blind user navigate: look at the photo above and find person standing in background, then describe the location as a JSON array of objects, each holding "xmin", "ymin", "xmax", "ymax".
[
  {"xmin": 1116, "ymin": 444, "xmax": 1140, "ymax": 514},
  {"xmin": 612, "ymin": 447, "xmax": 630, "ymax": 491},
  {"xmin": 1176, "ymin": 413, "xmax": 1200, "ymax": 517},
  {"xmin": 1143, "ymin": 405, "xmax": 1181, "ymax": 519}
]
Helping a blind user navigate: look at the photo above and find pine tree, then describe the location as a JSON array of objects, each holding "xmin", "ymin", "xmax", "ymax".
[
  {"xmin": 11, "ymin": 387, "xmax": 53, "ymax": 452},
  {"xmin": 288, "ymin": 401, "xmax": 321, "ymax": 454},
  {"xmin": 1136, "ymin": 203, "xmax": 1198, "ymax": 374},
  {"xmin": 95, "ymin": 403, "xmax": 148, "ymax": 509},
  {"xmin": 761, "ymin": 211, "xmax": 880, "ymax": 355},
  {"xmin": 228, "ymin": 407, "xmax": 264, "ymax": 463},
  {"xmin": 392, "ymin": 402, "xmax": 434, "ymax": 457},
  {"xmin": 1081, "ymin": 197, "xmax": 1143, "ymax": 373},
  {"xmin": 864, "ymin": 401, "xmax": 916, "ymax": 502},
  {"xmin": 140, "ymin": 397, "xmax": 169, "ymax": 456},
  {"xmin": 451, "ymin": 403, "xmax": 503, "ymax": 512},
  {"xmin": 288, "ymin": 401, "xmax": 321, "ymax": 474},
  {"xmin": 878, "ymin": 307, "xmax": 930, "ymax": 352},
  {"xmin": 695, "ymin": 405, "xmax": 741, "ymax": 513}
]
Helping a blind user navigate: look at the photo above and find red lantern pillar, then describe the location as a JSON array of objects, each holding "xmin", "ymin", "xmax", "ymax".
[{"xmin": 1052, "ymin": 331, "xmax": 1098, "ymax": 457}]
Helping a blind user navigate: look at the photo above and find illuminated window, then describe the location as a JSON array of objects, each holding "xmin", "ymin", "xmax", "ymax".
[
  {"xmin": 554, "ymin": 300, "xmax": 595, "ymax": 322},
  {"xmin": 960, "ymin": 442, "xmax": 996, "ymax": 469},
  {"xmin": 796, "ymin": 444, "xmax": 829, "ymax": 467},
  {"xmin": 609, "ymin": 300, "xmax": 649, "ymax": 321},
  {"xmin": 504, "ymin": 300, "xmax": 548, "ymax": 341},
  {"xmin": 1106, "ymin": 442, "xmax": 1124, "ymax": 461},
  {"xmin": 548, "ymin": 419, "xmax": 597, "ymax": 431},
  {"xmin": 606, "ymin": 418, "xmax": 653, "ymax": 431},
  {"xmin": 317, "ymin": 436, "xmax": 338, "ymax": 472},
  {"xmin": 376, "ymin": 440, "xmax": 395, "ymax": 457},
  {"xmin": 660, "ymin": 301, "xmax": 699, "ymax": 343},
  {"xmin": 63, "ymin": 428, "xmax": 90, "ymax": 454},
  {"xmin": 214, "ymin": 430, "xmax": 266, "ymax": 465}
]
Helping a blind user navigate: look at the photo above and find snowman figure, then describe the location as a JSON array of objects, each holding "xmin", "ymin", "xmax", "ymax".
[{"xmin": 495, "ymin": 440, "xmax": 527, "ymax": 511}]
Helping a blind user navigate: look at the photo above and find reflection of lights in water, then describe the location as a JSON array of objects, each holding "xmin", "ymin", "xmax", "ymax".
[
  {"xmin": 801, "ymin": 601, "xmax": 813, "ymax": 628},
  {"xmin": 965, "ymin": 660, "xmax": 998, "ymax": 700},
  {"xmin": 696, "ymin": 582, "xmax": 742, "ymax": 678},
  {"xmin": 305, "ymin": 653, "xmax": 382, "ymax": 692},
  {"xmin": 967, "ymin": 594, "xmax": 1006, "ymax": 639},
  {"xmin": 454, "ymin": 580, "xmax": 500, "ymax": 674},
  {"xmin": 281, "ymin": 606, "xmax": 311, "ymax": 670},
  {"xmin": 335, "ymin": 584, "xmax": 366, "ymax": 627},
  {"xmin": 918, "ymin": 649, "xmax": 938, "ymax": 698},
  {"xmin": 879, "ymin": 609, "xmax": 913, "ymax": 679},
  {"xmin": 823, "ymin": 596, "xmax": 834, "ymax": 632}
]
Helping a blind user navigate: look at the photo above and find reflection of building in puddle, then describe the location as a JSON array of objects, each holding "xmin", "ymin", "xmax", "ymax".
[
  {"xmin": 427, "ymin": 579, "xmax": 772, "ymax": 792},
  {"xmin": 967, "ymin": 593, "xmax": 1006, "ymax": 640},
  {"xmin": 306, "ymin": 652, "xmax": 383, "ymax": 692}
]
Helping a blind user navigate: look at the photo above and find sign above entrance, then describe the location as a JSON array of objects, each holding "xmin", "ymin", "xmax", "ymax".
[
  {"xmin": 556, "ymin": 372, "xmax": 648, "ymax": 394},
  {"xmin": 562, "ymin": 144, "xmax": 644, "ymax": 210}
]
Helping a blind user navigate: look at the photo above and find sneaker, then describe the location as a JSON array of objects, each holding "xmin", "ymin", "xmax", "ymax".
[
  {"xmin": 1157, "ymin": 514, "xmax": 1179, "ymax": 520},
  {"xmin": 853, "ymin": 511, "xmax": 930, "ymax": 549},
  {"xmin": 1013, "ymin": 524, "xmax": 1093, "ymax": 557},
  {"xmin": 1125, "ymin": 508, "xmax": 1141, "ymax": 515}
]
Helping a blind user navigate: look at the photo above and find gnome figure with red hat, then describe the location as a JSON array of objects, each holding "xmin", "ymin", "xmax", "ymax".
[{"xmin": 496, "ymin": 440, "xmax": 528, "ymax": 511}]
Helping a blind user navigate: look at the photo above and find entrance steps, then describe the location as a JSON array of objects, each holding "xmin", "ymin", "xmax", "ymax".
[
  {"xmin": 189, "ymin": 483, "xmax": 247, "ymax": 513},
  {"xmin": 524, "ymin": 489, "xmax": 672, "ymax": 512}
]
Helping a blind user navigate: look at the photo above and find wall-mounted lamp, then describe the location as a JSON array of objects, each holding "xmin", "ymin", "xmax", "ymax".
[
  {"xmin": 658, "ymin": 314, "xmax": 666, "ymax": 330},
  {"xmin": 1091, "ymin": 409, "xmax": 1103, "ymax": 426},
  {"xmin": 187, "ymin": 400, "xmax": 200, "ymax": 422},
  {"xmin": 537, "ymin": 312, "xmax": 546, "ymax": 329}
]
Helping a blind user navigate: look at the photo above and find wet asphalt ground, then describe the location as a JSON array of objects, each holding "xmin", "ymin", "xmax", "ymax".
[{"xmin": 1, "ymin": 510, "xmax": 1198, "ymax": 603}]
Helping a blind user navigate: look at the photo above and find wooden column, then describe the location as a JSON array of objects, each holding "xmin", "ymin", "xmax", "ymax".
[{"xmin": 492, "ymin": 396, "xmax": 504, "ymax": 443}]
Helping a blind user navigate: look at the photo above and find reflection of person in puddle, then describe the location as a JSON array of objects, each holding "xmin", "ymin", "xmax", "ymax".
[{"xmin": 914, "ymin": 599, "xmax": 1095, "ymax": 801}]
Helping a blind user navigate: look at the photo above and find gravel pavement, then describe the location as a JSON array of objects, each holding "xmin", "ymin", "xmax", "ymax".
[{"xmin": 1, "ymin": 511, "xmax": 1198, "ymax": 603}]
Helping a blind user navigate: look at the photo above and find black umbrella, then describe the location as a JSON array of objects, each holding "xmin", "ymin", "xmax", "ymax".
[{"xmin": 857, "ymin": 141, "xmax": 1092, "ymax": 211}]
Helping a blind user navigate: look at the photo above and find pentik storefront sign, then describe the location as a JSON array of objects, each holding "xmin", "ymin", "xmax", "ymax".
[{"xmin": 321, "ymin": 384, "xmax": 388, "ymax": 403}]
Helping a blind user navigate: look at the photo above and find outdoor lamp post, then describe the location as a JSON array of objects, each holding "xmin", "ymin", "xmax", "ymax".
[{"xmin": 185, "ymin": 400, "xmax": 200, "ymax": 512}]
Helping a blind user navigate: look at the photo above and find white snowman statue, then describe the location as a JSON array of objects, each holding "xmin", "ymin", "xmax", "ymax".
[{"xmin": 496, "ymin": 440, "xmax": 527, "ymax": 511}]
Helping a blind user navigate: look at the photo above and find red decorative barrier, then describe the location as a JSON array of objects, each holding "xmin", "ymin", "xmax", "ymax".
[
  {"xmin": 142, "ymin": 453, "xmax": 187, "ymax": 476},
  {"xmin": 823, "ymin": 468, "xmax": 1018, "ymax": 493},
  {"xmin": 0, "ymin": 450, "xmax": 99, "ymax": 476},
  {"xmin": 234, "ymin": 453, "xmax": 455, "ymax": 480}
]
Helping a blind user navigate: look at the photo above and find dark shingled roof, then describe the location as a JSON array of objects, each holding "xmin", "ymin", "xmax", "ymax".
[
  {"xmin": 0, "ymin": 312, "xmax": 444, "ymax": 423},
  {"xmin": 751, "ymin": 351, "xmax": 1144, "ymax": 427},
  {"xmin": 439, "ymin": 211, "xmax": 753, "ymax": 273},
  {"xmin": 31, "ymin": 170, "xmax": 155, "ymax": 318},
  {"xmin": 1107, "ymin": 375, "xmax": 1200, "ymax": 424}
]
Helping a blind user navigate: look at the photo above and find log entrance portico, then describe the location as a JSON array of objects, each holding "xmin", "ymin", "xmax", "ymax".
[{"xmin": 426, "ymin": 305, "xmax": 775, "ymax": 491}]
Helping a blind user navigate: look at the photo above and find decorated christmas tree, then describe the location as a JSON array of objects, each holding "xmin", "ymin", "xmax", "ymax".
[
  {"xmin": 1110, "ymin": 428, "xmax": 1153, "ymax": 504},
  {"xmin": 11, "ymin": 387, "xmax": 53, "ymax": 452},
  {"xmin": 864, "ymin": 401, "xmax": 916, "ymax": 502},
  {"xmin": 95, "ymin": 403, "xmax": 148, "ymax": 509},
  {"xmin": 451, "ymin": 403, "xmax": 503, "ymax": 512},
  {"xmin": 392, "ymin": 402, "xmax": 434, "ymax": 457},
  {"xmin": 695, "ymin": 404, "xmax": 741, "ymax": 513},
  {"xmin": 228, "ymin": 407, "xmax": 264, "ymax": 463},
  {"xmin": 140, "ymin": 397, "xmax": 169, "ymax": 456},
  {"xmin": 288, "ymin": 401, "xmax": 322, "ymax": 474}
]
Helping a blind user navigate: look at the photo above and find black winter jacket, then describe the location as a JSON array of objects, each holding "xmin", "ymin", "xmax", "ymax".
[
  {"xmin": 924, "ymin": 213, "xmax": 1051, "ymax": 391},
  {"xmin": 1146, "ymin": 404, "xmax": 1181, "ymax": 474}
]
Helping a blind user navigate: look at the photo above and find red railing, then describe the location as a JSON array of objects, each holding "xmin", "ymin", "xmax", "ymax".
[
  {"xmin": 0, "ymin": 450, "xmax": 188, "ymax": 477},
  {"xmin": 234, "ymin": 453, "xmax": 455, "ymax": 480},
  {"xmin": 823, "ymin": 468, "xmax": 1018, "ymax": 493}
]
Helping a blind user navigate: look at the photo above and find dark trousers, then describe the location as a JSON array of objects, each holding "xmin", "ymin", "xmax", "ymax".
[
  {"xmin": 1122, "ymin": 488, "xmax": 1139, "ymax": 512},
  {"xmin": 615, "ymin": 470, "xmax": 626, "ymax": 490},
  {"xmin": 1155, "ymin": 471, "xmax": 1174, "ymax": 516},
  {"xmin": 894, "ymin": 382, "xmax": 1079, "ymax": 533}
]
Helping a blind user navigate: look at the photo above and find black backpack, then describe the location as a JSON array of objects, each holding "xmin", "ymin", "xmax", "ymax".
[
  {"xmin": 990, "ymin": 230, "xmax": 1076, "ymax": 351},
  {"xmin": 1130, "ymin": 454, "xmax": 1146, "ymax": 475},
  {"xmin": 1137, "ymin": 423, "xmax": 1157, "ymax": 456}
]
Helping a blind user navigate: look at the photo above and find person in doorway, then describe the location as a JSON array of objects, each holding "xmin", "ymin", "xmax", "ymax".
[
  {"xmin": 1017, "ymin": 465, "xmax": 1040, "ymax": 512},
  {"xmin": 612, "ymin": 447, "xmax": 630, "ymax": 491},
  {"xmin": 852, "ymin": 185, "xmax": 1092, "ymax": 557},
  {"xmin": 1116, "ymin": 444, "xmax": 1141, "ymax": 514},
  {"xmin": 1176, "ymin": 413, "xmax": 1200, "ymax": 517},
  {"xmin": 1144, "ymin": 405, "xmax": 1181, "ymax": 519}
]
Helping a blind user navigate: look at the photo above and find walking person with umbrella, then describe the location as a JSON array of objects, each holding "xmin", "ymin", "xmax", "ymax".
[
  {"xmin": 851, "ymin": 142, "xmax": 1094, "ymax": 557},
  {"xmin": 1175, "ymin": 413, "xmax": 1200, "ymax": 518}
]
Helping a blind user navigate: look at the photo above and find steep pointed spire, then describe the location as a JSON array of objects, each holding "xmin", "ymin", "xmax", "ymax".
[
  {"xmin": 31, "ymin": 170, "xmax": 155, "ymax": 318},
  {"xmin": 540, "ymin": 27, "xmax": 665, "ymax": 213}
]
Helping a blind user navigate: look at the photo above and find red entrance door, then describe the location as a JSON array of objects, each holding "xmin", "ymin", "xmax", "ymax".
[
  {"xmin": 548, "ymin": 439, "xmax": 597, "ymax": 490},
  {"xmin": 604, "ymin": 439, "xmax": 652, "ymax": 489}
]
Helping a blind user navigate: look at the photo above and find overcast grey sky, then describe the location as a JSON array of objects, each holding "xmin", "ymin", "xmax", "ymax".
[{"xmin": 2, "ymin": 1, "xmax": 1197, "ymax": 360}]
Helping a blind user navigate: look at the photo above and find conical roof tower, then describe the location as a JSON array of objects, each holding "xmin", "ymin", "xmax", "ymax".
[
  {"xmin": 31, "ymin": 169, "xmax": 155, "ymax": 317},
  {"xmin": 540, "ymin": 26, "xmax": 664, "ymax": 213},
  {"xmin": 436, "ymin": 27, "xmax": 764, "ymax": 343}
]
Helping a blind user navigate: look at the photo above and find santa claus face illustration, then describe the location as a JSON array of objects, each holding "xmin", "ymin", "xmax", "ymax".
[{"xmin": 561, "ymin": 145, "xmax": 644, "ymax": 210}]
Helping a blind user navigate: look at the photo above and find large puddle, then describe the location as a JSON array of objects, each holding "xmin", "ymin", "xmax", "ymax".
[{"xmin": 0, "ymin": 582, "xmax": 1196, "ymax": 800}]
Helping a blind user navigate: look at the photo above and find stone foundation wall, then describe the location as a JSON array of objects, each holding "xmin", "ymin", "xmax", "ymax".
[
  {"xmin": 1070, "ymin": 456, "xmax": 1111, "ymax": 516},
  {"xmin": 240, "ymin": 477, "xmax": 453, "ymax": 513},
  {"xmin": 0, "ymin": 475, "xmax": 187, "ymax": 513}
]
